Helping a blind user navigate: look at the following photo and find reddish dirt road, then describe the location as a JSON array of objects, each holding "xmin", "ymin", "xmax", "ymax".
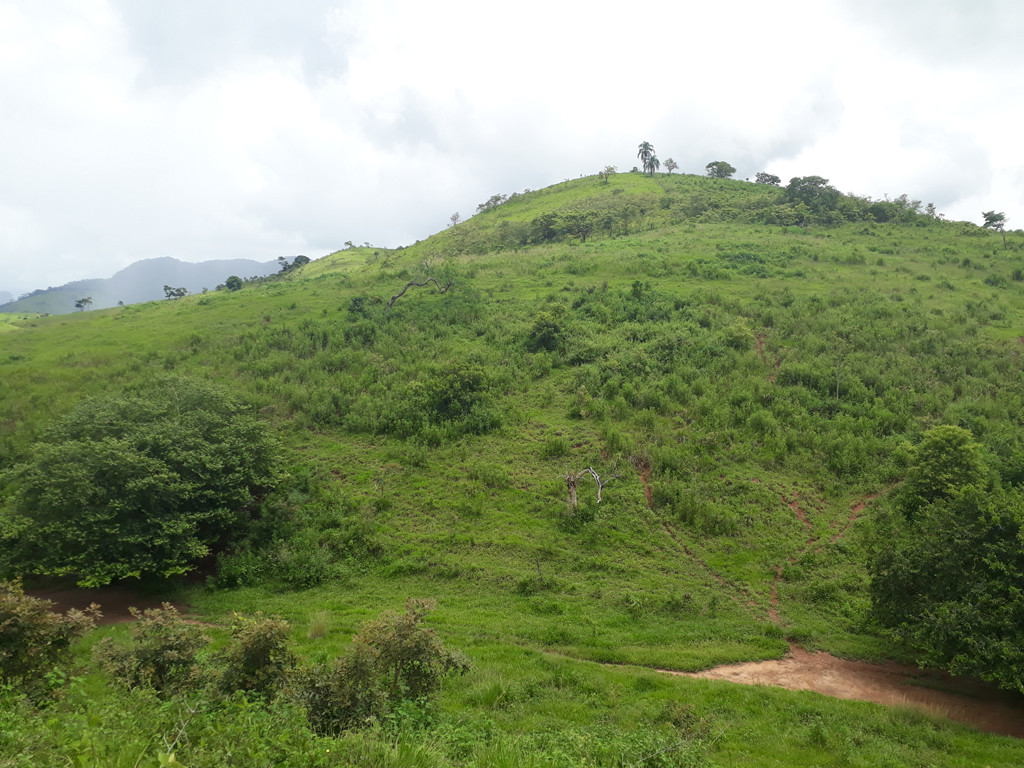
[{"xmin": 666, "ymin": 645, "xmax": 1024, "ymax": 739}]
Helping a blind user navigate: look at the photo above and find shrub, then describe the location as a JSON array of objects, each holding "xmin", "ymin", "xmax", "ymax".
[
  {"xmin": 291, "ymin": 599, "xmax": 470, "ymax": 735},
  {"xmin": 527, "ymin": 311, "xmax": 563, "ymax": 352},
  {"xmin": 354, "ymin": 599, "xmax": 471, "ymax": 703},
  {"xmin": 215, "ymin": 613, "xmax": 296, "ymax": 698},
  {"xmin": 292, "ymin": 642, "xmax": 384, "ymax": 735},
  {"xmin": 95, "ymin": 604, "xmax": 208, "ymax": 694},
  {"xmin": 0, "ymin": 579, "xmax": 98, "ymax": 692}
]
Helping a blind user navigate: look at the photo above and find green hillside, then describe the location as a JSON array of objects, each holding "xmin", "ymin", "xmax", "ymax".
[{"xmin": 2, "ymin": 172, "xmax": 1023, "ymax": 766}]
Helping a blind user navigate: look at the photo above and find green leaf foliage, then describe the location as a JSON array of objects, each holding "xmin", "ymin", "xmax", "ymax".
[
  {"xmin": 897, "ymin": 425, "xmax": 991, "ymax": 518},
  {"xmin": 870, "ymin": 486, "xmax": 1024, "ymax": 693},
  {"xmin": 0, "ymin": 377, "xmax": 279, "ymax": 586},
  {"xmin": 94, "ymin": 603, "xmax": 208, "ymax": 694},
  {"xmin": 0, "ymin": 579, "xmax": 98, "ymax": 692}
]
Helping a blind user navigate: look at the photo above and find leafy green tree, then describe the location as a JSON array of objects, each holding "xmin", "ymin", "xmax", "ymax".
[
  {"xmin": 224, "ymin": 275, "xmax": 243, "ymax": 291},
  {"xmin": 643, "ymin": 155, "xmax": 661, "ymax": 177},
  {"xmin": 277, "ymin": 255, "xmax": 311, "ymax": 273},
  {"xmin": 163, "ymin": 285, "xmax": 188, "ymax": 300},
  {"xmin": 664, "ymin": 158, "xmax": 679, "ymax": 175},
  {"xmin": 705, "ymin": 161, "xmax": 736, "ymax": 179},
  {"xmin": 0, "ymin": 378, "xmax": 279, "ymax": 586},
  {"xmin": 871, "ymin": 427, "xmax": 1021, "ymax": 693},
  {"xmin": 598, "ymin": 165, "xmax": 617, "ymax": 183},
  {"xmin": 755, "ymin": 172, "xmax": 781, "ymax": 186},
  {"xmin": 73, "ymin": 297, "xmax": 93, "ymax": 312},
  {"xmin": 897, "ymin": 425, "xmax": 990, "ymax": 519},
  {"xmin": 982, "ymin": 210, "xmax": 1007, "ymax": 248},
  {"xmin": 870, "ymin": 486, "xmax": 1024, "ymax": 693},
  {"xmin": 353, "ymin": 599, "xmax": 469, "ymax": 704},
  {"xmin": 476, "ymin": 193, "xmax": 507, "ymax": 213},
  {"xmin": 785, "ymin": 176, "xmax": 840, "ymax": 215},
  {"xmin": 421, "ymin": 363, "xmax": 488, "ymax": 422},
  {"xmin": 561, "ymin": 210, "xmax": 597, "ymax": 243}
]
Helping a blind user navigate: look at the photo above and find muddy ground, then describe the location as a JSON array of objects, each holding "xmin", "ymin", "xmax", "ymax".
[
  {"xmin": 26, "ymin": 586, "xmax": 189, "ymax": 625},
  {"xmin": 667, "ymin": 644, "xmax": 1024, "ymax": 739}
]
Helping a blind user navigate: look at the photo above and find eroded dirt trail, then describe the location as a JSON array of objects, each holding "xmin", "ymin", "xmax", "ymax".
[{"xmin": 665, "ymin": 644, "xmax": 1024, "ymax": 739}]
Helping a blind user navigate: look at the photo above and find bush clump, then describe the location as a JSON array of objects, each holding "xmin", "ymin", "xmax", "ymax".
[
  {"xmin": 292, "ymin": 599, "xmax": 470, "ymax": 735},
  {"xmin": 95, "ymin": 603, "xmax": 208, "ymax": 694},
  {"xmin": 0, "ymin": 579, "xmax": 98, "ymax": 693},
  {"xmin": 215, "ymin": 612, "xmax": 296, "ymax": 698}
]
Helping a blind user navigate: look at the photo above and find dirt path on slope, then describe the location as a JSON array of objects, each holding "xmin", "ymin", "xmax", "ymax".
[
  {"xmin": 666, "ymin": 644, "xmax": 1024, "ymax": 739},
  {"xmin": 26, "ymin": 586, "xmax": 190, "ymax": 626}
]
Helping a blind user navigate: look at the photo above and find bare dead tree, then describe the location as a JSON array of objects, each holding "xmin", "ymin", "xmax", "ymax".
[
  {"xmin": 386, "ymin": 278, "xmax": 454, "ymax": 309},
  {"xmin": 559, "ymin": 467, "xmax": 616, "ymax": 509}
]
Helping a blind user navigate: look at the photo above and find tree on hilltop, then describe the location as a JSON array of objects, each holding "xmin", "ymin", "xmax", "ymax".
[
  {"xmin": 598, "ymin": 165, "xmax": 617, "ymax": 183},
  {"xmin": 643, "ymin": 155, "xmax": 661, "ymax": 176},
  {"xmin": 73, "ymin": 297, "xmax": 93, "ymax": 312},
  {"xmin": 163, "ymin": 285, "xmax": 188, "ymax": 300},
  {"xmin": 755, "ymin": 172, "xmax": 781, "ymax": 186},
  {"xmin": 706, "ymin": 161, "xmax": 736, "ymax": 179},
  {"xmin": 637, "ymin": 141, "xmax": 655, "ymax": 169},
  {"xmin": 476, "ymin": 194, "xmax": 507, "ymax": 213},
  {"xmin": 664, "ymin": 158, "xmax": 679, "ymax": 175},
  {"xmin": 982, "ymin": 210, "xmax": 1007, "ymax": 249},
  {"xmin": 785, "ymin": 176, "xmax": 840, "ymax": 214}
]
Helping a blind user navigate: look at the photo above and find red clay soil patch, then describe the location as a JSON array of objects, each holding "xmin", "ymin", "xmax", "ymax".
[
  {"xmin": 826, "ymin": 488, "xmax": 886, "ymax": 547},
  {"xmin": 632, "ymin": 456, "xmax": 653, "ymax": 508},
  {"xmin": 667, "ymin": 645, "xmax": 1024, "ymax": 739},
  {"xmin": 26, "ymin": 586, "xmax": 190, "ymax": 626},
  {"xmin": 786, "ymin": 495, "xmax": 812, "ymax": 530}
]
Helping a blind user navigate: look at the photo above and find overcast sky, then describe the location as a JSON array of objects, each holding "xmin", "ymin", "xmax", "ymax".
[{"xmin": 2, "ymin": 0, "xmax": 1022, "ymax": 295}]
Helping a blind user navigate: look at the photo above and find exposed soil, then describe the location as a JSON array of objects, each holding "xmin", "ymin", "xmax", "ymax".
[
  {"xmin": 632, "ymin": 456, "xmax": 653, "ymax": 508},
  {"xmin": 666, "ymin": 644, "xmax": 1024, "ymax": 739},
  {"xmin": 26, "ymin": 586, "xmax": 190, "ymax": 626},
  {"xmin": 787, "ymin": 495, "xmax": 812, "ymax": 530}
]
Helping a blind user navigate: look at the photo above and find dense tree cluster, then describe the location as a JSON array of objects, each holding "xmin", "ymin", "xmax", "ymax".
[
  {"xmin": 0, "ymin": 378, "xmax": 279, "ymax": 586},
  {"xmin": 870, "ymin": 427, "xmax": 1023, "ymax": 693}
]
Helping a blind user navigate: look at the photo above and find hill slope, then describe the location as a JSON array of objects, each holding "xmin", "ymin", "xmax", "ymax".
[{"xmin": 1, "ymin": 172, "xmax": 1023, "ymax": 766}]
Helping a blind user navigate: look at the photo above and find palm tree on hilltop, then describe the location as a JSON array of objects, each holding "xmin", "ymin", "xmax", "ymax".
[
  {"xmin": 643, "ymin": 154, "xmax": 660, "ymax": 176},
  {"xmin": 637, "ymin": 141, "xmax": 655, "ymax": 168}
]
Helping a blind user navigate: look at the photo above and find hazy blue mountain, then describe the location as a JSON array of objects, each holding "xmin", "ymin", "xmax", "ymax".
[
  {"xmin": 0, "ymin": 291, "xmax": 12, "ymax": 305},
  {"xmin": 0, "ymin": 257, "xmax": 280, "ymax": 314}
]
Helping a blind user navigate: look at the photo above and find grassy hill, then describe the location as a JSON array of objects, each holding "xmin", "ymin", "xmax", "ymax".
[{"xmin": 2, "ymin": 172, "xmax": 1023, "ymax": 766}]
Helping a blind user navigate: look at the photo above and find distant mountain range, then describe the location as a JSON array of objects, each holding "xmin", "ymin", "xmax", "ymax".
[{"xmin": 0, "ymin": 257, "xmax": 280, "ymax": 315}]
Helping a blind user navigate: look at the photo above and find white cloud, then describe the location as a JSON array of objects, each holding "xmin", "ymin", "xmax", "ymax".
[{"xmin": 1, "ymin": 0, "xmax": 1022, "ymax": 295}]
